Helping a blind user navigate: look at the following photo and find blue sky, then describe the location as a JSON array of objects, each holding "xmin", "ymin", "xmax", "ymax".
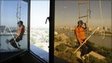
[
  {"xmin": 1, "ymin": 0, "xmax": 28, "ymax": 27},
  {"xmin": 55, "ymin": 0, "xmax": 111, "ymax": 29},
  {"xmin": 1, "ymin": 0, "xmax": 50, "ymax": 28}
]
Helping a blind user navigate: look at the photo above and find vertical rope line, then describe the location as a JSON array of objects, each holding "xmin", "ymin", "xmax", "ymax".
[{"xmin": 99, "ymin": 0, "xmax": 105, "ymax": 39}]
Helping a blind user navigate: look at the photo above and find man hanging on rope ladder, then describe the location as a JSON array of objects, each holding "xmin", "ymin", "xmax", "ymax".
[
  {"xmin": 6, "ymin": 21, "xmax": 25, "ymax": 49},
  {"xmin": 75, "ymin": 20, "xmax": 91, "ymax": 60}
]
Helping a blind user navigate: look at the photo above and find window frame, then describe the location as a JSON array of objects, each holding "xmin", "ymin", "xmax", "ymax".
[{"xmin": 28, "ymin": 0, "xmax": 55, "ymax": 63}]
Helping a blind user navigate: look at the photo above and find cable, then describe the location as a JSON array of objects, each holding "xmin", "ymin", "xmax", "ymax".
[
  {"xmin": 6, "ymin": 27, "xmax": 20, "ymax": 48},
  {"xmin": 99, "ymin": 0, "xmax": 105, "ymax": 39},
  {"xmin": 16, "ymin": 0, "xmax": 22, "ymax": 22}
]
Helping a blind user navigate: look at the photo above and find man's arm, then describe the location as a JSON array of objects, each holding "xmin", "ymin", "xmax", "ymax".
[{"xmin": 83, "ymin": 23, "xmax": 87, "ymax": 29}]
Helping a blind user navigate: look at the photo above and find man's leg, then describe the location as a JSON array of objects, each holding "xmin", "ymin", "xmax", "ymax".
[
  {"xmin": 6, "ymin": 38, "xmax": 15, "ymax": 44},
  {"xmin": 16, "ymin": 37, "xmax": 22, "ymax": 47},
  {"xmin": 7, "ymin": 37, "xmax": 20, "ymax": 49},
  {"xmin": 9, "ymin": 38, "xmax": 15, "ymax": 42},
  {"xmin": 16, "ymin": 37, "xmax": 21, "ymax": 42},
  {"xmin": 81, "ymin": 44, "xmax": 88, "ymax": 56},
  {"xmin": 80, "ymin": 44, "xmax": 89, "ymax": 62},
  {"xmin": 84, "ymin": 42, "xmax": 91, "ymax": 63},
  {"xmin": 86, "ymin": 41, "xmax": 93, "ymax": 54}
]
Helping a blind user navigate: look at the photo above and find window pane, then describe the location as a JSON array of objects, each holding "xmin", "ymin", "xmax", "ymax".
[
  {"xmin": 30, "ymin": 0, "xmax": 49, "ymax": 62},
  {"xmin": 0, "ymin": 0, "xmax": 28, "ymax": 61},
  {"xmin": 54, "ymin": 0, "xmax": 112, "ymax": 63}
]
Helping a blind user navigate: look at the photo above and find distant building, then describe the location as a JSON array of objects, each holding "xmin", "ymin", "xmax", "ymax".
[
  {"xmin": 0, "ymin": 26, "xmax": 6, "ymax": 33},
  {"xmin": 0, "ymin": 26, "xmax": 17, "ymax": 33}
]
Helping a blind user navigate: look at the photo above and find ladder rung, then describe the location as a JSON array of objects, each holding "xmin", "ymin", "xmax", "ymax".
[
  {"xmin": 78, "ymin": 2, "xmax": 88, "ymax": 5},
  {"xmin": 79, "ymin": 15, "xmax": 88, "ymax": 18}
]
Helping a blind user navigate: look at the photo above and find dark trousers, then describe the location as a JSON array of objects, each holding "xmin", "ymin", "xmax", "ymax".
[
  {"xmin": 9, "ymin": 36, "xmax": 22, "ymax": 49},
  {"xmin": 9, "ymin": 36, "xmax": 22, "ymax": 43},
  {"xmin": 80, "ymin": 41, "xmax": 92, "ymax": 57}
]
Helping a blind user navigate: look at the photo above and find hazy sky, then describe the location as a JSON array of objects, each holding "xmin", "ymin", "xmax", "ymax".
[
  {"xmin": 31, "ymin": 0, "xmax": 49, "ymax": 28},
  {"xmin": 1, "ymin": 0, "xmax": 28, "ymax": 27},
  {"xmin": 55, "ymin": 0, "xmax": 111, "ymax": 29}
]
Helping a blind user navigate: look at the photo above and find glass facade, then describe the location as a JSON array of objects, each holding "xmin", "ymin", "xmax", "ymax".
[
  {"xmin": 30, "ymin": 0, "xmax": 49, "ymax": 61},
  {"xmin": 0, "ymin": 0, "xmax": 28, "ymax": 61}
]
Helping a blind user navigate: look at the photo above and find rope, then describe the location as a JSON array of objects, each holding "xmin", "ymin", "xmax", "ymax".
[
  {"xmin": 77, "ymin": 0, "xmax": 91, "ymax": 33},
  {"xmin": 16, "ymin": 0, "xmax": 22, "ymax": 22},
  {"xmin": 73, "ymin": 27, "xmax": 99, "ymax": 54},
  {"xmin": 99, "ymin": 0, "xmax": 103, "ymax": 25},
  {"xmin": 99, "ymin": 0, "xmax": 105, "ymax": 39},
  {"xmin": 2, "ymin": 27, "xmax": 14, "ymax": 40},
  {"xmin": 7, "ymin": 27, "xmax": 17, "ymax": 43},
  {"xmin": 6, "ymin": 27, "xmax": 20, "ymax": 48}
]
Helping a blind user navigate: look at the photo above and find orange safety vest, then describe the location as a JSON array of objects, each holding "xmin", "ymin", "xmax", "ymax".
[{"xmin": 75, "ymin": 26, "xmax": 86, "ymax": 43}]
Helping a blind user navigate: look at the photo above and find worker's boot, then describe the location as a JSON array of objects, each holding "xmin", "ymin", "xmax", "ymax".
[
  {"xmin": 85, "ymin": 54, "xmax": 90, "ymax": 63},
  {"xmin": 81, "ymin": 55, "xmax": 86, "ymax": 63}
]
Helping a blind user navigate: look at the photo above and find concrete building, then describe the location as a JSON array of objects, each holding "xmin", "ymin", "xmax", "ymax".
[{"xmin": 0, "ymin": 26, "xmax": 6, "ymax": 33}]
